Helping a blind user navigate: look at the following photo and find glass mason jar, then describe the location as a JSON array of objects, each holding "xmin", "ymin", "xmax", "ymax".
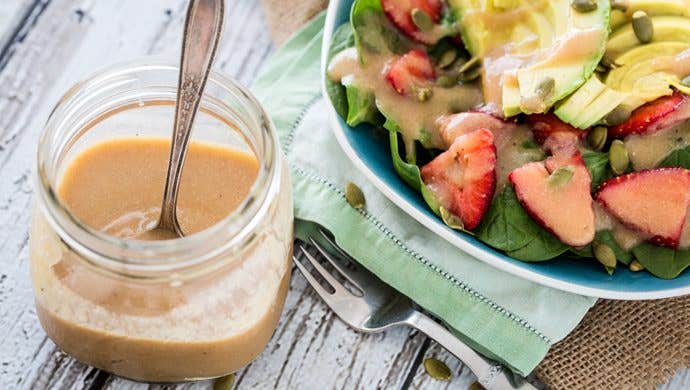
[{"xmin": 30, "ymin": 61, "xmax": 293, "ymax": 382}]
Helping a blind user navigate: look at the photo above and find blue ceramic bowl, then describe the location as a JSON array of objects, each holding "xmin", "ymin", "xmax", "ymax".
[{"xmin": 320, "ymin": 0, "xmax": 690, "ymax": 299}]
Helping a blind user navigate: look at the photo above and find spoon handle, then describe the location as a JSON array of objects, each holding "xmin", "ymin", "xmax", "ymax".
[{"xmin": 159, "ymin": 0, "xmax": 225, "ymax": 234}]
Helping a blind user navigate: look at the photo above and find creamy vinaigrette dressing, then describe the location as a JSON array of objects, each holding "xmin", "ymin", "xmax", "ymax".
[
  {"xmin": 651, "ymin": 48, "xmax": 690, "ymax": 79},
  {"xmin": 31, "ymin": 137, "xmax": 293, "ymax": 381},
  {"xmin": 625, "ymin": 121, "xmax": 690, "ymax": 170},
  {"xmin": 593, "ymin": 203, "xmax": 646, "ymax": 251},
  {"xmin": 436, "ymin": 113, "xmax": 540, "ymax": 192},
  {"xmin": 328, "ymin": 48, "xmax": 482, "ymax": 149},
  {"xmin": 493, "ymin": 125, "xmax": 541, "ymax": 190}
]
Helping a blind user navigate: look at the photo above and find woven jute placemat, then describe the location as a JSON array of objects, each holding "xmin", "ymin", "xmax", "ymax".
[{"xmin": 259, "ymin": 1, "xmax": 690, "ymax": 388}]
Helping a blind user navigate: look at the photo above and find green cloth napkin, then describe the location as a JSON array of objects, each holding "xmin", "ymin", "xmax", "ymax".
[{"xmin": 252, "ymin": 12, "xmax": 596, "ymax": 375}]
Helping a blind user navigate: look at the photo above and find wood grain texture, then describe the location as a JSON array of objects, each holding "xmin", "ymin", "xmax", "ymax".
[{"xmin": 0, "ymin": 0, "xmax": 686, "ymax": 389}]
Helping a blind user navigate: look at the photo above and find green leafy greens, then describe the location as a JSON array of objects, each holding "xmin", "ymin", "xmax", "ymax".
[
  {"xmin": 582, "ymin": 150, "xmax": 612, "ymax": 191},
  {"xmin": 632, "ymin": 243, "xmax": 690, "ymax": 279},
  {"xmin": 323, "ymin": 1, "xmax": 690, "ymax": 279},
  {"xmin": 659, "ymin": 145, "xmax": 690, "ymax": 169},
  {"xmin": 477, "ymin": 187, "xmax": 568, "ymax": 262}
]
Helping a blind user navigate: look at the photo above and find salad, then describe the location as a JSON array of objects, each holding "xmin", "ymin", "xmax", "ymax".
[{"xmin": 325, "ymin": 0, "xmax": 690, "ymax": 279}]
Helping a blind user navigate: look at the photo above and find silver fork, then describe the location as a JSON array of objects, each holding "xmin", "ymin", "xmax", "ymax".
[{"xmin": 294, "ymin": 229, "xmax": 537, "ymax": 390}]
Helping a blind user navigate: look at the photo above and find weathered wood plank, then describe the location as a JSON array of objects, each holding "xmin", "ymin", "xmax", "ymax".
[
  {"xmin": 226, "ymin": 271, "xmax": 427, "ymax": 390},
  {"xmin": 0, "ymin": 0, "xmax": 686, "ymax": 389},
  {"xmin": 0, "ymin": 0, "xmax": 42, "ymax": 69},
  {"xmin": 0, "ymin": 1, "xmax": 429, "ymax": 389},
  {"xmin": 406, "ymin": 342, "xmax": 476, "ymax": 390}
]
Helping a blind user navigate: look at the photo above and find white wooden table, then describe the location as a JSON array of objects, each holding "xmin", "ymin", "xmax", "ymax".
[{"xmin": 0, "ymin": 1, "xmax": 687, "ymax": 389}]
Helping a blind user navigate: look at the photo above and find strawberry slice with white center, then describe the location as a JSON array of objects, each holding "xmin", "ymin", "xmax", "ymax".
[
  {"xmin": 509, "ymin": 153, "xmax": 595, "ymax": 247},
  {"xmin": 526, "ymin": 113, "xmax": 587, "ymax": 145},
  {"xmin": 421, "ymin": 128, "xmax": 497, "ymax": 230},
  {"xmin": 382, "ymin": 0, "xmax": 443, "ymax": 44},
  {"xmin": 596, "ymin": 168, "xmax": 690, "ymax": 248},
  {"xmin": 385, "ymin": 49, "xmax": 436, "ymax": 97},
  {"xmin": 609, "ymin": 92, "xmax": 690, "ymax": 139}
]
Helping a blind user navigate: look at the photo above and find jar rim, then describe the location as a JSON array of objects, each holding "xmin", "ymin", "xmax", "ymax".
[{"xmin": 35, "ymin": 59, "xmax": 283, "ymax": 278}]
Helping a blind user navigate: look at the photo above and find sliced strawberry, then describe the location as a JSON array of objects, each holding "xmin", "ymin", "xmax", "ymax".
[
  {"xmin": 421, "ymin": 129, "xmax": 496, "ymax": 230},
  {"xmin": 609, "ymin": 92, "xmax": 689, "ymax": 138},
  {"xmin": 382, "ymin": 0, "xmax": 443, "ymax": 44},
  {"xmin": 509, "ymin": 153, "xmax": 595, "ymax": 247},
  {"xmin": 526, "ymin": 113, "xmax": 587, "ymax": 145},
  {"xmin": 596, "ymin": 168, "xmax": 690, "ymax": 248},
  {"xmin": 437, "ymin": 112, "xmax": 509, "ymax": 147},
  {"xmin": 385, "ymin": 49, "xmax": 436, "ymax": 96}
]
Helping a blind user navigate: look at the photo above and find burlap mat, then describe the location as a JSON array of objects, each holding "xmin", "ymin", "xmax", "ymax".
[{"xmin": 258, "ymin": 1, "xmax": 690, "ymax": 388}]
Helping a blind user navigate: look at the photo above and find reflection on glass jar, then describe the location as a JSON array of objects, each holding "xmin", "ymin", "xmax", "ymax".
[{"xmin": 30, "ymin": 62, "xmax": 293, "ymax": 382}]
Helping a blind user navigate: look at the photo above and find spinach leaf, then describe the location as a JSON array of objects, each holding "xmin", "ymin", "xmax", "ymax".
[
  {"xmin": 582, "ymin": 150, "xmax": 612, "ymax": 191},
  {"xmin": 632, "ymin": 243, "xmax": 690, "ymax": 279},
  {"xmin": 344, "ymin": 84, "xmax": 379, "ymax": 127},
  {"xmin": 476, "ymin": 187, "xmax": 533, "ymax": 251},
  {"xmin": 506, "ymin": 228, "xmax": 569, "ymax": 262},
  {"xmin": 659, "ymin": 145, "xmax": 690, "ymax": 169},
  {"xmin": 325, "ymin": 23, "xmax": 355, "ymax": 120},
  {"xmin": 477, "ymin": 187, "xmax": 568, "ymax": 261},
  {"xmin": 387, "ymin": 125, "xmax": 441, "ymax": 216},
  {"xmin": 351, "ymin": 0, "xmax": 409, "ymax": 58}
]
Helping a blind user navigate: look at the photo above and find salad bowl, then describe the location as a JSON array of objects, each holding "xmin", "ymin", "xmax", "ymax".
[{"xmin": 321, "ymin": 0, "xmax": 690, "ymax": 299}]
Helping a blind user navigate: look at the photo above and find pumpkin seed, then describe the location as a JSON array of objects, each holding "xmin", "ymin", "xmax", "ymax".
[
  {"xmin": 588, "ymin": 126, "xmax": 608, "ymax": 151},
  {"xmin": 440, "ymin": 207, "xmax": 464, "ymax": 230},
  {"xmin": 424, "ymin": 357, "xmax": 452, "ymax": 381},
  {"xmin": 548, "ymin": 165, "xmax": 575, "ymax": 187},
  {"xmin": 594, "ymin": 243, "xmax": 617, "ymax": 268},
  {"xmin": 469, "ymin": 381, "xmax": 486, "ymax": 390},
  {"xmin": 415, "ymin": 86, "xmax": 434, "ymax": 102},
  {"xmin": 411, "ymin": 8, "xmax": 434, "ymax": 31},
  {"xmin": 438, "ymin": 50, "xmax": 458, "ymax": 69},
  {"xmin": 629, "ymin": 259, "xmax": 645, "ymax": 272},
  {"xmin": 535, "ymin": 77, "xmax": 555, "ymax": 100},
  {"xmin": 572, "ymin": 0, "xmax": 598, "ymax": 13},
  {"xmin": 632, "ymin": 11, "xmax": 653, "ymax": 43},
  {"xmin": 345, "ymin": 182, "xmax": 366, "ymax": 209},
  {"xmin": 458, "ymin": 56, "xmax": 480, "ymax": 74},
  {"xmin": 213, "ymin": 374, "xmax": 235, "ymax": 390},
  {"xmin": 610, "ymin": 0, "xmax": 629, "ymax": 12},
  {"xmin": 437, "ymin": 75, "xmax": 458, "ymax": 88},
  {"xmin": 460, "ymin": 66, "xmax": 482, "ymax": 82},
  {"xmin": 603, "ymin": 105, "xmax": 631, "ymax": 126},
  {"xmin": 681, "ymin": 75, "xmax": 690, "ymax": 88},
  {"xmin": 609, "ymin": 140, "xmax": 630, "ymax": 175}
]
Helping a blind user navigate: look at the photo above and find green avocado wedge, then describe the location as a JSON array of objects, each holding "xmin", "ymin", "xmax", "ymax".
[
  {"xmin": 609, "ymin": 0, "xmax": 690, "ymax": 29},
  {"xmin": 449, "ymin": 0, "xmax": 610, "ymax": 117},
  {"xmin": 606, "ymin": 16, "xmax": 690, "ymax": 60}
]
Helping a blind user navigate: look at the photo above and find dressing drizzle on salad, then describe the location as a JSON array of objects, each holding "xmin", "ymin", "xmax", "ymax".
[{"xmin": 326, "ymin": 0, "xmax": 690, "ymax": 278}]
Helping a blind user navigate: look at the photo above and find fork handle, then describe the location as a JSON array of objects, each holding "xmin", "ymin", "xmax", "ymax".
[{"xmin": 407, "ymin": 312, "xmax": 536, "ymax": 390}]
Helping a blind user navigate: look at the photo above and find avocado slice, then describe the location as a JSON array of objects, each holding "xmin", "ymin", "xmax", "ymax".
[
  {"xmin": 607, "ymin": 16, "xmax": 690, "ymax": 60},
  {"xmin": 609, "ymin": 0, "xmax": 690, "ymax": 30},
  {"xmin": 555, "ymin": 75, "xmax": 630, "ymax": 128},
  {"xmin": 555, "ymin": 76, "xmax": 607, "ymax": 126},
  {"xmin": 575, "ymin": 88, "xmax": 630, "ymax": 128},
  {"xmin": 449, "ymin": 0, "xmax": 610, "ymax": 117},
  {"xmin": 605, "ymin": 41, "xmax": 690, "ymax": 108}
]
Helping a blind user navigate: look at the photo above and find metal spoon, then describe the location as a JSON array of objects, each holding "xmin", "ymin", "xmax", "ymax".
[{"xmin": 151, "ymin": 0, "xmax": 224, "ymax": 239}]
